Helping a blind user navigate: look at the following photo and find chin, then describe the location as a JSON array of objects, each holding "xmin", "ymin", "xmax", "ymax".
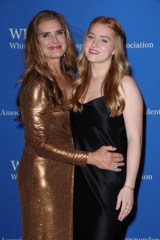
[
  {"xmin": 50, "ymin": 53, "xmax": 64, "ymax": 59},
  {"xmin": 87, "ymin": 56, "xmax": 96, "ymax": 62}
]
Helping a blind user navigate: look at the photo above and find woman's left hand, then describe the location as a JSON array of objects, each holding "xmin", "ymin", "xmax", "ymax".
[{"xmin": 116, "ymin": 186, "xmax": 134, "ymax": 221}]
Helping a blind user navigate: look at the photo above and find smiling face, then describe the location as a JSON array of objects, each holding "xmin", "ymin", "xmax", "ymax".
[
  {"xmin": 37, "ymin": 19, "xmax": 66, "ymax": 63},
  {"xmin": 84, "ymin": 22, "xmax": 115, "ymax": 65}
]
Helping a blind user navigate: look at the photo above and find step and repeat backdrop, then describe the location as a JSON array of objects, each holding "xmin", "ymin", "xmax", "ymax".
[{"xmin": 0, "ymin": 0, "xmax": 160, "ymax": 239}]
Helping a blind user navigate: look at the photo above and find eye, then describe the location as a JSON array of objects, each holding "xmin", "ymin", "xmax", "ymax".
[
  {"xmin": 56, "ymin": 30, "xmax": 65, "ymax": 35},
  {"xmin": 42, "ymin": 32, "xmax": 50, "ymax": 38},
  {"xmin": 87, "ymin": 34, "xmax": 94, "ymax": 39},
  {"xmin": 101, "ymin": 39, "xmax": 108, "ymax": 43}
]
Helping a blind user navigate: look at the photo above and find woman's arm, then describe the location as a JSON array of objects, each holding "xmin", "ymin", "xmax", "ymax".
[
  {"xmin": 116, "ymin": 75, "xmax": 143, "ymax": 221},
  {"xmin": 20, "ymin": 79, "xmax": 87, "ymax": 166},
  {"xmin": 20, "ymin": 78, "xmax": 124, "ymax": 169}
]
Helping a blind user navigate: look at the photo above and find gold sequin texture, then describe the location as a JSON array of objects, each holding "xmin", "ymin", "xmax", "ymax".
[{"xmin": 18, "ymin": 78, "xmax": 88, "ymax": 240}]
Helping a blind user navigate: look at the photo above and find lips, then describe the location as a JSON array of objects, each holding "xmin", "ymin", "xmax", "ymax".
[
  {"xmin": 48, "ymin": 45, "xmax": 61, "ymax": 50},
  {"xmin": 89, "ymin": 48, "xmax": 99, "ymax": 54}
]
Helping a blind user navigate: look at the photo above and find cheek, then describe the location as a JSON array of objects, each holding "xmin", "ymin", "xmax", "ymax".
[
  {"xmin": 103, "ymin": 45, "xmax": 114, "ymax": 55},
  {"xmin": 84, "ymin": 47, "xmax": 89, "ymax": 56},
  {"xmin": 60, "ymin": 37, "xmax": 67, "ymax": 46},
  {"xmin": 38, "ymin": 39, "xmax": 47, "ymax": 49},
  {"xmin": 84, "ymin": 42, "xmax": 90, "ymax": 53},
  {"xmin": 62, "ymin": 41, "xmax": 67, "ymax": 52},
  {"xmin": 109, "ymin": 42, "xmax": 115, "ymax": 52},
  {"xmin": 84, "ymin": 40, "xmax": 90, "ymax": 48}
]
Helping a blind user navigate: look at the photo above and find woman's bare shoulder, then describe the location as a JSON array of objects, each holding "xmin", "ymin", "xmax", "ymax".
[{"xmin": 119, "ymin": 75, "xmax": 141, "ymax": 97}]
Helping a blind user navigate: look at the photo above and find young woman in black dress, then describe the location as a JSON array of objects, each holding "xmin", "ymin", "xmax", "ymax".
[{"xmin": 71, "ymin": 16, "xmax": 143, "ymax": 240}]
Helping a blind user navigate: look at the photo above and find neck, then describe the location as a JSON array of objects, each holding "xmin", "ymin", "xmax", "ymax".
[
  {"xmin": 90, "ymin": 61, "xmax": 111, "ymax": 80},
  {"xmin": 91, "ymin": 70, "xmax": 106, "ymax": 82},
  {"xmin": 48, "ymin": 60, "xmax": 61, "ymax": 77},
  {"xmin": 92, "ymin": 74, "xmax": 105, "ymax": 81}
]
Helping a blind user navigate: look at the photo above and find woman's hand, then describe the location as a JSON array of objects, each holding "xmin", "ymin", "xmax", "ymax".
[
  {"xmin": 116, "ymin": 186, "xmax": 134, "ymax": 221},
  {"xmin": 88, "ymin": 146, "xmax": 124, "ymax": 172}
]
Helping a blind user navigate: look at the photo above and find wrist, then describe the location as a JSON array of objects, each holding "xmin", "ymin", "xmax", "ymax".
[
  {"xmin": 123, "ymin": 185, "xmax": 134, "ymax": 191},
  {"xmin": 88, "ymin": 152, "xmax": 93, "ymax": 165}
]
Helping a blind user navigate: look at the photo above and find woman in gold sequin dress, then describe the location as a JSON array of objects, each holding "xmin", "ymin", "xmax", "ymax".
[{"xmin": 17, "ymin": 10, "xmax": 124, "ymax": 240}]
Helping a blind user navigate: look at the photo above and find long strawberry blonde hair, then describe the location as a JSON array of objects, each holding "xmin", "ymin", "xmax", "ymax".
[{"xmin": 71, "ymin": 16, "xmax": 130, "ymax": 117}]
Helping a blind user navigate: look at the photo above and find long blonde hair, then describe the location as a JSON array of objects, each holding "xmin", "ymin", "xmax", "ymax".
[{"xmin": 72, "ymin": 16, "xmax": 130, "ymax": 117}]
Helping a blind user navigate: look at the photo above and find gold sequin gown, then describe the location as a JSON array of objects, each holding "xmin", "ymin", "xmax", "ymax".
[{"xmin": 18, "ymin": 77, "xmax": 87, "ymax": 240}]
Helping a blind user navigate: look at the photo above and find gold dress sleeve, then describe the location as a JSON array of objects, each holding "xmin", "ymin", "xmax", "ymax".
[{"xmin": 19, "ymin": 79, "xmax": 88, "ymax": 166}]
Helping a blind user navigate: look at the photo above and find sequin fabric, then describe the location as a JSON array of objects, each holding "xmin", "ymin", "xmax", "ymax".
[{"xmin": 18, "ymin": 78, "xmax": 88, "ymax": 240}]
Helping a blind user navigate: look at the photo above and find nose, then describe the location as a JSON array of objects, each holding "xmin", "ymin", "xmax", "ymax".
[
  {"xmin": 92, "ymin": 38, "xmax": 99, "ymax": 47},
  {"xmin": 51, "ymin": 35, "xmax": 58, "ymax": 44}
]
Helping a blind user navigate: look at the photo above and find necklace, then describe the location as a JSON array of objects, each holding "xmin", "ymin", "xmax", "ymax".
[
  {"xmin": 92, "ymin": 74, "xmax": 105, "ymax": 81},
  {"xmin": 86, "ymin": 74, "xmax": 105, "ymax": 97}
]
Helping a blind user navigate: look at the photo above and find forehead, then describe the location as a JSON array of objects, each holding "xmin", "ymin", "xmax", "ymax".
[
  {"xmin": 37, "ymin": 19, "xmax": 62, "ymax": 32},
  {"xmin": 89, "ymin": 23, "xmax": 114, "ymax": 38}
]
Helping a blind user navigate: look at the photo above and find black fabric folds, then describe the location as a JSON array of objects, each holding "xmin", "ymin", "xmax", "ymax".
[{"xmin": 70, "ymin": 96, "xmax": 127, "ymax": 240}]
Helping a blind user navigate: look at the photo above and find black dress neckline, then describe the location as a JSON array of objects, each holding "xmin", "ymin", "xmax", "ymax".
[{"xmin": 81, "ymin": 96, "xmax": 104, "ymax": 105}]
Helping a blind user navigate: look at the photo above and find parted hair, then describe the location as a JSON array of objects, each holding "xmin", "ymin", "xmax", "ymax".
[
  {"xmin": 71, "ymin": 16, "xmax": 130, "ymax": 117},
  {"xmin": 18, "ymin": 10, "xmax": 77, "ymax": 108}
]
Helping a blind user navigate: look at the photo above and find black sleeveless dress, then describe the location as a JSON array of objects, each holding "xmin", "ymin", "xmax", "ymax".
[{"xmin": 70, "ymin": 96, "xmax": 127, "ymax": 240}]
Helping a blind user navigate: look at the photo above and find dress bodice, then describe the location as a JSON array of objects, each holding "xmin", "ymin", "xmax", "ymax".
[{"xmin": 70, "ymin": 96, "xmax": 126, "ymax": 155}]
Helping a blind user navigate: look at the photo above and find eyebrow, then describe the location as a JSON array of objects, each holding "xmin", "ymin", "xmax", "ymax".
[
  {"xmin": 39, "ymin": 31, "xmax": 50, "ymax": 36},
  {"xmin": 39, "ymin": 29, "xmax": 64, "ymax": 36},
  {"xmin": 88, "ymin": 32, "xmax": 111, "ymax": 40}
]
